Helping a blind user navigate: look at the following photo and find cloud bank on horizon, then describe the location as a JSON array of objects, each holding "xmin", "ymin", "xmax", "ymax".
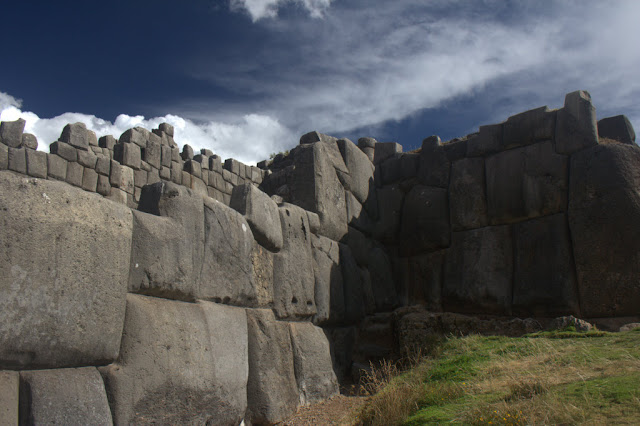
[{"xmin": 1, "ymin": 0, "xmax": 639, "ymax": 164}]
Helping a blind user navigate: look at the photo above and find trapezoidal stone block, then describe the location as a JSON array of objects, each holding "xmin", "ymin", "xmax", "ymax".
[
  {"xmin": 598, "ymin": 115, "xmax": 636, "ymax": 145},
  {"xmin": 289, "ymin": 142, "xmax": 348, "ymax": 241},
  {"xmin": 20, "ymin": 367, "xmax": 113, "ymax": 425},
  {"xmin": 0, "ymin": 171, "xmax": 132, "ymax": 369},
  {"xmin": 486, "ymin": 140, "xmax": 568, "ymax": 225},
  {"xmin": 555, "ymin": 90, "xmax": 599, "ymax": 154},
  {"xmin": 246, "ymin": 309, "xmax": 298, "ymax": 425},
  {"xmin": 443, "ymin": 225, "xmax": 513, "ymax": 315},
  {"xmin": 399, "ymin": 185, "xmax": 450, "ymax": 256},
  {"xmin": 230, "ymin": 183, "xmax": 283, "ymax": 252},
  {"xmin": 513, "ymin": 213, "xmax": 579, "ymax": 317},
  {"xmin": 449, "ymin": 157, "xmax": 488, "ymax": 231},
  {"xmin": 568, "ymin": 143, "xmax": 640, "ymax": 317},
  {"xmin": 337, "ymin": 138, "xmax": 375, "ymax": 204},
  {"xmin": 289, "ymin": 322, "xmax": 339, "ymax": 406},
  {"xmin": 311, "ymin": 234, "xmax": 345, "ymax": 325},
  {"xmin": 273, "ymin": 203, "xmax": 316, "ymax": 319},
  {"xmin": 103, "ymin": 295, "xmax": 248, "ymax": 425}
]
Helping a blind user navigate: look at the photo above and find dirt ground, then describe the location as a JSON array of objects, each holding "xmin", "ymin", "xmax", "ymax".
[{"xmin": 277, "ymin": 394, "xmax": 368, "ymax": 426}]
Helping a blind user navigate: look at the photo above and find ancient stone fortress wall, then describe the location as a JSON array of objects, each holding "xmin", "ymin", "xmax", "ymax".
[{"xmin": 0, "ymin": 90, "xmax": 638, "ymax": 425}]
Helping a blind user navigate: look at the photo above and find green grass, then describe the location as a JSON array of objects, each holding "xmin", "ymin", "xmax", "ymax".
[{"xmin": 350, "ymin": 328, "xmax": 640, "ymax": 425}]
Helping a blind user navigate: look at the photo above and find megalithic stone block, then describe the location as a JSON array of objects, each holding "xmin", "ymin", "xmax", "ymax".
[
  {"xmin": 0, "ymin": 118, "xmax": 26, "ymax": 148},
  {"xmin": 311, "ymin": 234, "xmax": 344, "ymax": 325},
  {"xmin": 20, "ymin": 367, "xmax": 113, "ymax": 425},
  {"xmin": 568, "ymin": 143, "xmax": 640, "ymax": 317},
  {"xmin": 0, "ymin": 171, "xmax": 132, "ymax": 369},
  {"xmin": 555, "ymin": 90, "xmax": 599, "ymax": 154},
  {"xmin": 289, "ymin": 322, "xmax": 339, "ymax": 405},
  {"xmin": 21, "ymin": 133, "xmax": 38, "ymax": 150},
  {"xmin": 598, "ymin": 115, "xmax": 636, "ymax": 145},
  {"xmin": 103, "ymin": 295, "xmax": 249, "ymax": 425},
  {"xmin": 273, "ymin": 203, "xmax": 316, "ymax": 319},
  {"xmin": 246, "ymin": 309, "xmax": 298, "ymax": 424},
  {"xmin": 230, "ymin": 183, "xmax": 284, "ymax": 251},
  {"xmin": 60, "ymin": 122, "xmax": 89, "ymax": 151}
]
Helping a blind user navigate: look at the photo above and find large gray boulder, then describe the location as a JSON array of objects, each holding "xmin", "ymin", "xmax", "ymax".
[
  {"xmin": 568, "ymin": 143, "xmax": 640, "ymax": 317},
  {"xmin": 417, "ymin": 136, "xmax": 450, "ymax": 188},
  {"xmin": 555, "ymin": 90, "xmax": 599, "ymax": 154},
  {"xmin": 466, "ymin": 124, "xmax": 503, "ymax": 157},
  {"xmin": 311, "ymin": 234, "xmax": 344, "ymax": 325},
  {"xmin": 20, "ymin": 367, "xmax": 113, "ymax": 425},
  {"xmin": 486, "ymin": 141, "xmax": 568, "ymax": 225},
  {"xmin": 251, "ymin": 242, "xmax": 275, "ymax": 308},
  {"xmin": 405, "ymin": 251, "xmax": 445, "ymax": 311},
  {"xmin": 289, "ymin": 322, "xmax": 339, "ymax": 405},
  {"xmin": 399, "ymin": 185, "xmax": 450, "ymax": 256},
  {"xmin": 0, "ymin": 171, "xmax": 132, "ymax": 369},
  {"xmin": 230, "ymin": 183, "xmax": 283, "ymax": 251},
  {"xmin": 598, "ymin": 115, "xmax": 636, "ymax": 145},
  {"xmin": 340, "ymin": 244, "xmax": 366, "ymax": 322},
  {"xmin": 444, "ymin": 226, "xmax": 513, "ymax": 315},
  {"xmin": 0, "ymin": 118, "xmax": 26, "ymax": 148},
  {"xmin": 289, "ymin": 142, "xmax": 348, "ymax": 241},
  {"xmin": 513, "ymin": 214, "xmax": 579, "ymax": 317},
  {"xmin": 201, "ymin": 198, "xmax": 259, "ymax": 306},
  {"xmin": 103, "ymin": 295, "xmax": 248, "ymax": 425},
  {"xmin": 132, "ymin": 182, "xmax": 205, "ymax": 301},
  {"xmin": 246, "ymin": 309, "xmax": 298, "ymax": 424},
  {"xmin": 368, "ymin": 246, "xmax": 398, "ymax": 311},
  {"xmin": 60, "ymin": 122, "xmax": 90, "ymax": 151},
  {"xmin": 503, "ymin": 106, "xmax": 556, "ymax": 149},
  {"xmin": 372, "ymin": 184, "xmax": 404, "ymax": 243},
  {"xmin": 0, "ymin": 371, "xmax": 18, "ymax": 425},
  {"xmin": 337, "ymin": 138, "xmax": 375, "ymax": 203},
  {"xmin": 273, "ymin": 203, "xmax": 317, "ymax": 319},
  {"xmin": 449, "ymin": 157, "xmax": 488, "ymax": 230}
]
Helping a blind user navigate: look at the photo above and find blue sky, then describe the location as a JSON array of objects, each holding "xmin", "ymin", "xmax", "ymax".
[{"xmin": 1, "ymin": 0, "xmax": 639, "ymax": 164}]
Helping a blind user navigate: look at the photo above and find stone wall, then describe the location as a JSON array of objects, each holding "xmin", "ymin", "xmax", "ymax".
[
  {"xmin": 1, "ymin": 90, "xmax": 639, "ymax": 424},
  {"xmin": 0, "ymin": 120, "xmax": 265, "ymax": 209}
]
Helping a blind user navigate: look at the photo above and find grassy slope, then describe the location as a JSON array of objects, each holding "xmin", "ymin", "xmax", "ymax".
[{"xmin": 352, "ymin": 328, "xmax": 640, "ymax": 425}]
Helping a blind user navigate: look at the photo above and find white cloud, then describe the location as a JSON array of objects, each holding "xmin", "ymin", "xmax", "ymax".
[
  {"xmin": 0, "ymin": 92, "xmax": 290, "ymax": 165},
  {"xmin": 230, "ymin": 0, "xmax": 333, "ymax": 22},
  {"xmin": 196, "ymin": 0, "xmax": 640, "ymax": 141}
]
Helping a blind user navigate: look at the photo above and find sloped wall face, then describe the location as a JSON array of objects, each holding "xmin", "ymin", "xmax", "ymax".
[{"xmin": 0, "ymin": 90, "xmax": 639, "ymax": 424}]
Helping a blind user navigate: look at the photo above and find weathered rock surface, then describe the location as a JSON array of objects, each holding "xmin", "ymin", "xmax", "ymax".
[
  {"xmin": 399, "ymin": 185, "xmax": 450, "ymax": 256},
  {"xmin": 449, "ymin": 157, "xmax": 487, "ymax": 230},
  {"xmin": 0, "ymin": 171, "xmax": 132, "ymax": 369},
  {"xmin": 290, "ymin": 143, "xmax": 348, "ymax": 241},
  {"xmin": 273, "ymin": 203, "xmax": 316, "ymax": 319},
  {"xmin": 503, "ymin": 106, "xmax": 556, "ymax": 149},
  {"xmin": 486, "ymin": 141, "xmax": 568, "ymax": 225},
  {"xmin": 103, "ymin": 295, "xmax": 248, "ymax": 425},
  {"xmin": 201, "ymin": 197, "xmax": 258, "ymax": 306},
  {"xmin": 0, "ymin": 371, "xmax": 18, "ymax": 425},
  {"xmin": 20, "ymin": 367, "xmax": 113, "ymax": 425},
  {"xmin": 404, "ymin": 251, "xmax": 445, "ymax": 311},
  {"xmin": 556, "ymin": 90, "xmax": 599, "ymax": 154},
  {"xmin": 289, "ymin": 322, "xmax": 340, "ymax": 406},
  {"xmin": 340, "ymin": 244, "xmax": 366, "ymax": 323},
  {"xmin": 246, "ymin": 309, "xmax": 298, "ymax": 424},
  {"xmin": 231, "ymin": 183, "xmax": 283, "ymax": 251},
  {"xmin": 60, "ymin": 122, "xmax": 90, "ymax": 151},
  {"xmin": 311, "ymin": 235, "xmax": 344, "ymax": 324},
  {"xmin": 444, "ymin": 226, "xmax": 513, "ymax": 315},
  {"xmin": 513, "ymin": 214, "xmax": 579, "ymax": 317},
  {"xmin": 368, "ymin": 246, "xmax": 398, "ymax": 311},
  {"xmin": 0, "ymin": 118, "xmax": 26, "ymax": 148},
  {"xmin": 569, "ymin": 143, "xmax": 640, "ymax": 317},
  {"xmin": 598, "ymin": 115, "xmax": 636, "ymax": 144},
  {"xmin": 417, "ymin": 136, "xmax": 450, "ymax": 188},
  {"xmin": 396, "ymin": 308, "xmax": 542, "ymax": 355},
  {"xmin": 132, "ymin": 182, "xmax": 204, "ymax": 300},
  {"xmin": 372, "ymin": 184, "xmax": 404, "ymax": 243},
  {"xmin": 337, "ymin": 138, "xmax": 375, "ymax": 203}
]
